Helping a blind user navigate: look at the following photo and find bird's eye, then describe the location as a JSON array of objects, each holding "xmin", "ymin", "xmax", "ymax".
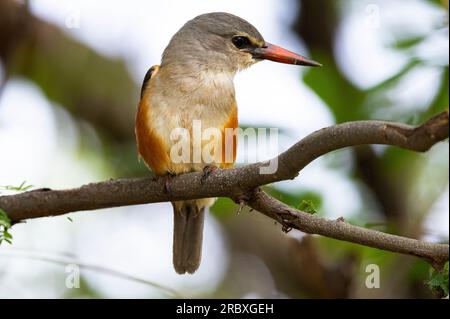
[{"xmin": 232, "ymin": 36, "xmax": 251, "ymax": 49}]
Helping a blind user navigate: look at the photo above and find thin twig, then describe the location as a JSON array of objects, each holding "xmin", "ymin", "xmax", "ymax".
[
  {"xmin": 0, "ymin": 251, "xmax": 184, "ymax": 298},
  {"xmin": 246, "ymin": 189, "xmax": 449, "ymax": 269}
]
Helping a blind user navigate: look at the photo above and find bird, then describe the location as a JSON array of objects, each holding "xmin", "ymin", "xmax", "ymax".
[{"xmin": 135, "ymin": 12, "xmax": 321, "ymax": 274}]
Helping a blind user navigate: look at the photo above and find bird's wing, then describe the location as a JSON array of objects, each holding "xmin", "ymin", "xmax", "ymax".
[
  {"xmin": 136, "ymin": 65, "xmax": 171, "ymax": 174},
  {"xmin": 140, "ymin": 65, "xmax": 160, "ymax": 98}
]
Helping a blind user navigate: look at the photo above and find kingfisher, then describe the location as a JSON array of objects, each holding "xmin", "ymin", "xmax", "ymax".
[{"xmin": 135, "ymin": 12, "xmax": 320, "ymax": 274}]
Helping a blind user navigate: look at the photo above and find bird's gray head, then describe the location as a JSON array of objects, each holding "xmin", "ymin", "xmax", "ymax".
[{"xmin": 161, "ymin": 12, "xmax": 321, "ymax": 73}]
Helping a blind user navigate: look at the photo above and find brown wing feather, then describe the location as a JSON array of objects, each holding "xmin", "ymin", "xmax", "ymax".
[{"xmin": 135, "ymin": 65, "xmax": 171, "ymax": 175}]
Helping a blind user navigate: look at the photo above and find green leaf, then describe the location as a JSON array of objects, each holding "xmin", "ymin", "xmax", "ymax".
[
  {"xmin": 0, "ymin": 220, "xmax": 9, "ymax": 228},
  {"xmin": 391, "ymin": 36, "xmax": 426, "ymax": 50},
  {"xmin": 0, "ymin": 208, "xmax": 13, "ymax": 246},
  {"xmin": 0, "ymin": 181, "xmax": 34, "ymax": 191},
  {"xmin": 67, "ymin": 217, "xmax": 73, "ymax": 222},
  {"xmin": 427, "ymin": 262, "xmax": 449, "ymax": 296},
  {"xmin": 298, "ymin": 200, "xmax": 317, "ymax": 215},
  {"xmin": 3, "ymin": 231, "xmax": 13, "ymax": 239},
  {"xmin": 0, "ymin": 208, "xmax": 11, "ymax": 228}
]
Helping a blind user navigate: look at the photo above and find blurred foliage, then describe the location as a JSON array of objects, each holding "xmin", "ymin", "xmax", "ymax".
[
  {"xmin": 63, "ymin": 276, "xmax": 103, "ymax": 299},
  {"xmin": 211, "ymin": 197, "xmax": 238, "ymax": 219},
  {"xmin": 290, "ymin": 0, "xmax": 449, "ymax": 298},
  {"xmin": 0, "ymin": 0, "xmax": 448, "ymax": 298},
  {"xmin": 299, "ymin": 0, "xmax": 449, "ymax": 237},
  {"xmin": 264, "ymin": 187, "xmax": 322, "ymax": 213}
]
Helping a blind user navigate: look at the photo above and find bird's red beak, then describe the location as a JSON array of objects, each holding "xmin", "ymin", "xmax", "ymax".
[{"xmin": 250, "ymin": 42, "xmax": 322, "ymax": 67}]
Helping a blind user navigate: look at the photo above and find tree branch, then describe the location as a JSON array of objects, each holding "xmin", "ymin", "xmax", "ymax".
[
  {"xmin": 1, "ymin": 111, "xmax": 448, "ymax": 266},
  {"xmin": 246, "ymin": 189, "xmax": 449, "ymax": 269}
]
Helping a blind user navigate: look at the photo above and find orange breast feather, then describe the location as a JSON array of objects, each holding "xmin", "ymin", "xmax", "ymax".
[{"xmin": 220, "ymin": 103, "xmax": 238, "ymax": 168}]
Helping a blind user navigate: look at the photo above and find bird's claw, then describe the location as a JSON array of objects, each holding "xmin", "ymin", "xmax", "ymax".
[
  {"xmin": 157, "ymin": 174, "xmax": 173, "ymax": 194},
  {"xmin": 201, "ymin": 165, "xmax": 218, "ymax": 184}
]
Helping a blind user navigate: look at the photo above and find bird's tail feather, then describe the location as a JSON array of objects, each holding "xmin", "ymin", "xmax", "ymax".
[{"xmin": 172, "ymin": 201, "xmax": 206, "ymax": 274}]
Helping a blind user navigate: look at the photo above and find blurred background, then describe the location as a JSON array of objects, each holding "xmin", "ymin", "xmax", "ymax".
[{"xmin": 0, "ymin": 0, "xmax": 448, "ymax": 298}]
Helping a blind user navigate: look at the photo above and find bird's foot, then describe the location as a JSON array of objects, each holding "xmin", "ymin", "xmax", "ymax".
[
  {"xmin": 201, "ymin": 165, "xmax": 218, "ymax": 184},
  {"xmin": 154, "ymin": 174, "xmax": 174, "ymax": 194},
  {"xmin": 164, "ymin": 175, "xmax": 173, "ymax": 194}
]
